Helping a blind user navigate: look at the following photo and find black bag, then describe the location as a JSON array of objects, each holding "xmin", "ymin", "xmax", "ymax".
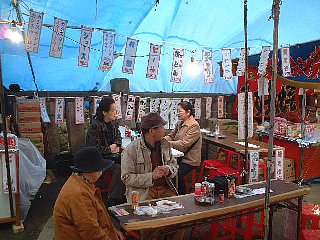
[
  {"xmin": 103, "ymin": 153, "xmax": 121, "ymax": 164},
  {"xmin": 207, "ymin": 175, "xmax": 238, "ymax": 194}
]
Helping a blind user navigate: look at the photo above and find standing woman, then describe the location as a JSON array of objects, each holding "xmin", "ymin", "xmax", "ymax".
[
  {"xmin": 86, "ymin": 96, "xmax": 126, "ymax": 205},
  {"xmin": 164, "ymin": 101, "xmax": 202, "ymax": 195}
]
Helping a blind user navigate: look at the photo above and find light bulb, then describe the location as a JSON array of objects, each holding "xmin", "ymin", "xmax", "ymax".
[
  {"xmin": 9, "ymin": 27, "xmax": 23, "ymax": 43},
  {"xmin": 186, "ymin": 61, "xmax": 202, "ymax": 78}
]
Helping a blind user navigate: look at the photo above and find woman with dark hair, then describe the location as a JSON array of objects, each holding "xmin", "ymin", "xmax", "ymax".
[
  {"xmin": 86, "ymin": 96, "xmax": 126, "ymax": 205},
  {"xmin": 164, "ymin": 101, "xmax": 202, "ymax": 195}
]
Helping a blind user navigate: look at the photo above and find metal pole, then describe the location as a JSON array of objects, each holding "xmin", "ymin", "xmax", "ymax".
[
  {"xmin": 299, "ymin": 90, "xmax": 306, "ymax": 184},
  {"xmin": 264, "ymin": 0, "xmax": 281, "ymax": 239},
  {"xmin": 243, "ymin": 0, "xmax": 249, "ymax": 184},
  {"xmin": 0, "ymin": 55, "xmax": 15, "ymax": 218}
]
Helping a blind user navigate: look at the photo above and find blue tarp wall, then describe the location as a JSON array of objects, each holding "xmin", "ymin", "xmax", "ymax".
[{"xmin": 0, "ymin": 0, "xmax": 320, "ymax": 92}]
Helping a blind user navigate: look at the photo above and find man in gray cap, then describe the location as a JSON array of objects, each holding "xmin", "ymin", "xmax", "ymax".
[
  {"xmin": 121, "ymin": 112, "xmax": 183, "ymax": 239},
  {"xmin": 53, "ymin": 146, "xmax": 125, "ymax": 240},
  {"xmin": 121, "ymin": 112, "xmax": 178, "ymax": 202}
]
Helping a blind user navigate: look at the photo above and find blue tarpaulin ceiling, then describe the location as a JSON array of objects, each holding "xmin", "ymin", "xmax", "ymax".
[{"xmin": 0, "ymin": 0, "xmax": 320, "ymax": 92}]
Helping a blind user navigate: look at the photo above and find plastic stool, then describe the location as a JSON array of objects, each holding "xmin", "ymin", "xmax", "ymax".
[
  {"xmin": 99, "ymin": 170, "xmax": 112, "ymax": 193},
  {"xmin": 301, "ymin": 204, "xmax": 320, "ymax": 230},
  {"xmin": 301, "ymin": 229, "xmax": 320, "ymax": 240}
]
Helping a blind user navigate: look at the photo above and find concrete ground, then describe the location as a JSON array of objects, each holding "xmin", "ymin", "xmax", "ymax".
[{"xmin": 0, "ymin": 178, "xmax": 319, "ymax": 240}]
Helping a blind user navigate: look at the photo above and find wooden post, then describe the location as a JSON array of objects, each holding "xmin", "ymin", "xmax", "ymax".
[
  {"xmin": 264, "ymin": 1, "xmax": 281, "ymax": 239},
  {"xmin": 66, "ymin": 100, "xmax": 85, "ymax": 153},
  {"xmin": 0, "ymin": 54, "xmax": 15, "ymax": 220}
]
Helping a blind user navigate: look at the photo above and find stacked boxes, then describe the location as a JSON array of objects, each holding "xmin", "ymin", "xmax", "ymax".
[
  {"xmin": 263, "ymin": 157, "xmax": 295, "ymax": 181},
  {"xmin": 284, "ymin": 158, "xmax": 295, "ymax": 181},
  {"xmin": 207, "ymin": 118, "xmax": 238, "ymax": 134},
  {"xmin": 17, "ymin": 100, "xmax": 44, "ymax": 156}
]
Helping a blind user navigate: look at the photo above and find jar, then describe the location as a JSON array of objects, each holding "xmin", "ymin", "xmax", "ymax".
[{"xmin": 219, "ymin": 190, "xmax": 225, "ymax": 203}]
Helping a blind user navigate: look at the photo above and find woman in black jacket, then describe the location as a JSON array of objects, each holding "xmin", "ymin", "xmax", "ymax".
[{"xmin": 86, "ymin": 96, "xmax": 126, "ymax": 205}]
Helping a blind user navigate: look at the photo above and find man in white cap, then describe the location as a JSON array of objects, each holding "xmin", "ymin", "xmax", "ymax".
[{"xmin": 53, "ymin": 146, "xmax": 125, "ymax": 240}]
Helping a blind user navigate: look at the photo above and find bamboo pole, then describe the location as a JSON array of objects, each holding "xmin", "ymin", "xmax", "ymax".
[
  {"xmin": 243, "ymin": 0, "xmax": 249, "ymax": 184},
  {"xmin": 264, "ymin": 0, "xmax": 281, "ymax": 239},
  {"xmin": 0, "ymin": 55, "xmax": 15, "ymax": 219}
]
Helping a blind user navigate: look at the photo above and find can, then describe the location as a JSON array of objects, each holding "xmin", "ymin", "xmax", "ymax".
[
  {"xmin": 194, "ymin": 183, "xmax": 202, "ymax": 197},
  {"xmin": 208, "ymin": 183, "xmax": 215, "ymax": 197},
  {"xmin": 131, "ymin": 191, "xmax": 140, "ymax": 209},
  {"xmin": 219, "ymin": 190, "xmax": 225, "ymax": 203}
]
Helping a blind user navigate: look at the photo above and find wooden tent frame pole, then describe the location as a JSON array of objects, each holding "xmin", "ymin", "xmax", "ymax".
[
  {"xmin": 243, "ymin": 0, "xmax": 249, "ymax": 184},
  {"xmin": 0, "ymin": 55, "xmax": 15, "ymax": 218},
  {"xmin": 264, "ymin": 0, "xmax": 281, "ymax": 239}
]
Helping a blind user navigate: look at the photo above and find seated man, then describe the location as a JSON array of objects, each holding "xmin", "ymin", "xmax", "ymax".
[
  {"xmin": 53, "ymin": 147, "xmax": 124, "ymax": 240},
  {"xmin": 121, "ymin": 112, "xmax": 183, "ymax": 239}
]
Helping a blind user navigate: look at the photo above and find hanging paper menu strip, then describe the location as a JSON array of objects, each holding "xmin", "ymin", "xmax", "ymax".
[
  {"xmin": 49, "ymin": 17, "xmax": 68, "ymax": 58},
  {"xmin": 122, "ymin": 38, "xmax": 139, "ymax": 74},
  {"xmin": 75, "ymin": 97, "xmax": 85, "ymax": 124},
  {"xmin": 249, "ymin": 152, "xmax": 259, "ymax": 183},
  {"xmin": 125, "ymin": 95, "xmax": 136, "ymax": 120},
  {"xmin": 205, "ymin": 97, "xmax": 212, "ymax": 119},
  {"xmin": 1, "ymin": 153, "xmax": 18, "ymax": 194},
  {"xmin": 40, "ymin": 97, "xmax": 51, "ymax": 123},
  {"xmin": 78, "ymin": 27, "xmax": 93, "ymax": 67},
  {"xmin": 169, "ymin": 99, "xmax": 181, "ymax": 129},
  {"xmin": 258, "ymin": 46, "xmax": 271, "ymax": 76},
  {"xmin": 160, "ymin": 98, "xmax": 170, "ymax": 129},
  {"xmin": 93, "ymin": 96, "xmax": 102, "ymax": 116},
  {"xmin": 275, "ymin": 149, "xmax": 284, "ymax": 180},
  {"xmin": 194, "ymin": 98, "xmax": 201, "ymax": 120},
  {"xmin": 112, "ymin": 94, "xmax": 122, "ymax": 119},
  {"xmin": 146, "ymin": 44, "xmax": 162, "ymax": 79},
  {"xmin": 25, "ymin": 9, "xmax": 44, "ymax": 53},
  {"xmin": 236, "ymin": 48, "xmax": 249, "ymax": 76},
  {"xmin": 150, "ymin": 98, "xmax": 160, "ymax": 113},
  {"xmin": 203, "ymin": 50, "xmax": 214, "ymax": 83},
  {"xmin": 217, "ymin": 96, "xmax": 225, "ymax": 118},
  {"xmin": 221, "ymin": 48, "xmax": 233, "ymax": 80},
  {"xmin": 258, "ymin": 77, "xmax": 269, "ymax": 96},
  {"xmin": 281, "ymin": 47, "xmax": 292, "ymax": 77},
  {"xmin": 99, "ymin": 31, "xmax": 115, "ymax": 71},
  {"xmin": 137, "ymin": 97, "xmax": 147, "ymax": 122},
  {"xmin": 170, "ymin": 48, "xmax": 184, "ymax": 83},
  {"xmin": 55, "ymin": 97, "xmax": 65, "ymax": 124},
  {"xmin": 237, "ymin": 92, "xmax": 253, "ymax": 140}
]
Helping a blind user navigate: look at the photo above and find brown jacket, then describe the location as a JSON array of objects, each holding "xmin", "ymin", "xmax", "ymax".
[
  {"xmin": 53, "ymin": 173, "xmax": 118, "ymax": 240},
  {"xmin": 165, "ymin": 115, "xmax": 202, "ymax": 167}
]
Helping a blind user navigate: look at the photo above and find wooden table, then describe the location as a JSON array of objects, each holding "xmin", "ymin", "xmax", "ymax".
[
  {"xmin": 110, "ymin": 180, "xmax": 309, "ymax": 240},
  {"xmin": 202, "ymin": 133, "xmax": 284, "ymax": 158}
]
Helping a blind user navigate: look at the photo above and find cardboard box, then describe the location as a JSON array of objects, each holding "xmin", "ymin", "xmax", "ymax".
[
  {"xmin": 207, "ymin": 118, "xmax": 238, "ymax": 134},
  {"xmin": 263, "ymin": 157, "xmax": 295, "ymax": 181},
  {"xmin": 21, "ymin": 132, "xmax": 43, "ymax": 145},
  {"xmin": 19, "ymin": 122, "xmax": 42, "ymax": 133},
  {"xmin": 284, "ymin": 158, "xmax": 295, "ymax": 181},
  {"xmin": 18, "ymin": 111, "xmax": 41, "ymax": 123},
  {"xmin": 17, "ymin": 100, "xmax": 40, "ymax": 112}
]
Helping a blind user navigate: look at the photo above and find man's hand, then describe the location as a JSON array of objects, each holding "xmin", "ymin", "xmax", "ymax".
[
  {"xmin": 158, "ymin": 165, "xmax": 170, "ymax": 176},
  {"xmin": 152, "ymin": 167, "xmax": 165, "ymax": 180},
  {"xmin": 110, "ymin": 144, "xmax": 120, "ymax": 153}
]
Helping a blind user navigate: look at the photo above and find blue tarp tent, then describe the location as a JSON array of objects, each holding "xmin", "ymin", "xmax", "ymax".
[{"xmin": 0, "ymin": 0, "xmax": 320, "ymax": 92}]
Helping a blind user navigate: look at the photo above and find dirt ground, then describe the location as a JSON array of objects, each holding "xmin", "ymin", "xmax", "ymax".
[{"xmin": 0, "ymin": 177, "xmax": 319, "ymax": 240}]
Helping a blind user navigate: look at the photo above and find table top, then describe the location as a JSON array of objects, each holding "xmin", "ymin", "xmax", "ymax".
[
  {"xmin": 110, "ymin": 180, "xmax": 309, "ymax": 231},
  {"xmin": 202, "ymin": 133, "xmax": 283, "ymax": 154}
]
